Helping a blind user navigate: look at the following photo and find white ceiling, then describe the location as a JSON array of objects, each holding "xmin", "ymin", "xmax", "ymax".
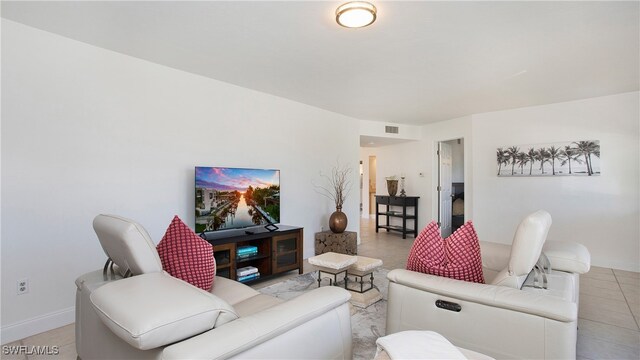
[{"xmin": 2, "ymin": 1, "xmax": 638, "ymax": 125}]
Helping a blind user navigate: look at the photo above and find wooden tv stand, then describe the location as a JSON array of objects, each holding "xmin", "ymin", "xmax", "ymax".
[{"xmin": 202, "ymin": 225, "xmax": 303, "ymax": 284}]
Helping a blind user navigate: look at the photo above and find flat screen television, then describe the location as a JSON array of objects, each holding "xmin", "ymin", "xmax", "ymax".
[{"xmin": 195, "ymin": 167, "xmax": 280, "ymax": 233}]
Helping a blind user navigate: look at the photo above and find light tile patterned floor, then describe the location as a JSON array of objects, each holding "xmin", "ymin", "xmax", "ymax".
[{"xmin": 3, "ymin": 218, "xmax": 639, "ymax": 359}]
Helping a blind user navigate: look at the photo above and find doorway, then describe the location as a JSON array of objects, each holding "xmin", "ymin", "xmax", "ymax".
[
  {"xmin": 437, "ymin": 138, "xmax": 465, "ymax": 237},
  {"xmin": 359, "ymin": 161, "xmax": 364, "ymax": 214},
  {"xmin": 368, "ymin": 156, "xmax": 377, "ymax": 216}
]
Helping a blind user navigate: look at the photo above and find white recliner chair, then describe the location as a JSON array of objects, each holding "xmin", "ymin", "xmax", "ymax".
[
  {"xmin": 386, "ymin": 210, "xmax": 591, "ymax": 359},
  {"xmin": 75, "ymin": 214, "xmax": 353, "ymax": 360}
]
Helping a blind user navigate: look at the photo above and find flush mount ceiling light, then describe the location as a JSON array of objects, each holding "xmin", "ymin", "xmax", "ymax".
[{"xmin": 336, "ymin": 1, "xmax": 377, "ymax": 28}]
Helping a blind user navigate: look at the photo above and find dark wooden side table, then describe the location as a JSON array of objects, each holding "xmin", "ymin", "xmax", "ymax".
[{"xmin": 375, "ymin": 196, "xmax": 419, "ymax": 239}]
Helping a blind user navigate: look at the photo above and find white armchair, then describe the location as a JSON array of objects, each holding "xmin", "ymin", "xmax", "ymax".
[{"xmin": 386, "ymin": 210, "xmax": 591, "ymax": 359}]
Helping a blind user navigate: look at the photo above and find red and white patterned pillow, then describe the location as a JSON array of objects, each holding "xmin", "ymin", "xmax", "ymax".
[
  {"xmin": 157, "ymin": 216, "xmax": 216, "ymax": 291},
  {"xmin": 406, "ymin": 221, "xmax": 484, "ymax": 283}
]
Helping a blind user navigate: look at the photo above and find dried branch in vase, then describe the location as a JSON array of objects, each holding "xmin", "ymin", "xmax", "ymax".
[{"xmin": 313, "ymin": 162, "xmax": 353, "ymax": 210}]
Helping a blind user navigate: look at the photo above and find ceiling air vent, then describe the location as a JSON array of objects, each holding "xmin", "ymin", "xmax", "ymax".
[{"xmin": 385, "ymin": 125, "xmax": 399, "ymax": 134}]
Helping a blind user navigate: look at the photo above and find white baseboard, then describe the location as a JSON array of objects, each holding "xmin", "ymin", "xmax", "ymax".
[
  {"xmin": 591, "ymin": 258, "xmax": 640, "ymax": 272},
  {"xmin": 1, "ymin": 306, "xmax": 75, "ymax": 345}
]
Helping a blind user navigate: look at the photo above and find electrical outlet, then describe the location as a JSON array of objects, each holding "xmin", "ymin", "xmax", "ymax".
[{"xmin": 17, "ymin": 279, "xmax": 29, "ymax": 295}]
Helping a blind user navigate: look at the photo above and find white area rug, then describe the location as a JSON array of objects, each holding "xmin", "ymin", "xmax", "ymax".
[{"xmin": 258, "ymin": 268, "xmax": 390, "ymax": 360}]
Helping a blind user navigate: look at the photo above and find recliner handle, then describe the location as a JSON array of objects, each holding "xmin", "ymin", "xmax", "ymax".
[{"xmin": 436, "ymin": 300, "xmax": 461, "ymax": 312}]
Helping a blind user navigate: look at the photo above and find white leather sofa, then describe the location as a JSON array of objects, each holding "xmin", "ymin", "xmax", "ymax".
[
  {"xmin": 75, "ymin": 214, "xmax": 353, "ymax": 360},
  {"xmin": 386, "ymin": 210, "xmax": 591, "ymax": 359}
]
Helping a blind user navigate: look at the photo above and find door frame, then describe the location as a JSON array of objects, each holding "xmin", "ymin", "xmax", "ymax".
[
  {"xmin": 368, "ymin": 155, "xmax": 377, "ymax": 216},
  {"xmin": 437, "ymin": 141, "xmax": 453, "ymax": 236},
  {"xmin": 432, "ymin": 136, "xmax": 470, "ymax": 229}
]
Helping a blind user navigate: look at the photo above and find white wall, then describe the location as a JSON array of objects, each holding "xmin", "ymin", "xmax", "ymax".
[
  {"xmin": 421, "ymin": 116, "xmax": 474, "ymax": 225},
  {"xmin": 1, "ymin": 21, "xmax": 360, "ymax": 342},
  {"xmin": 360, "ymin": 92, "xmax": 639, "ymax": 273},
  {"xmin": 471, "ymin": 92, "xmax": 639, "ymax": 271},
  {"xmin": 359, "ymin": 120, "xmax": 424, "ymax": 219},
  {"xmin": 359, "ymin": 116, "xmax": 473, "ymax": 231}
]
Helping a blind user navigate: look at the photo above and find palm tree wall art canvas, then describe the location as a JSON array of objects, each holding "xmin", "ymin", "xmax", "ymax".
[{"xmin": 497, "ymin": 140, "xmax": 600, "ymax": 177}]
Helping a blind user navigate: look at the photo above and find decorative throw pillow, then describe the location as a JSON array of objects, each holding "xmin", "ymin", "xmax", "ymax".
[
  {"xmin": 157, "ymin": 216, "xmax": 216, "ymax": 291},
  {"xmin": 406, "ymin": 221, "xmax": 484, "ymax": 283}
]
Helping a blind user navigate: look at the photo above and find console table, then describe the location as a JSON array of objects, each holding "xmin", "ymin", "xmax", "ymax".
[
  {"xmin": 202, "ymin": 225, "xmax": 303, "ymax": 283},
  {"xmin": 375, "ymin": 196, "xmax": 419, "ymax": 239}
]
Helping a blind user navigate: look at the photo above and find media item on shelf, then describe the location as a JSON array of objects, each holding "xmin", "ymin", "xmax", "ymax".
[
  {"xmin": 237, "ymin": 272, "xmax": 260, "ymax": 283},
  {"xmin": 214, "ymin": 251, "xmax": 230, "ymax": 265},
  {"xmin": 236, "ymin": 266, "xmax": 259, "ymax": 277},
  {"xmin": 237, "ymin": 245, "xmax": 258, "ymax": 258}
]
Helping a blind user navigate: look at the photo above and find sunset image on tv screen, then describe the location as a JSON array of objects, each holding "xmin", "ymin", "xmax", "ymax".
[{"xmin": 195, "ymin": 167, "xmax": 280, "ymax": 233}]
